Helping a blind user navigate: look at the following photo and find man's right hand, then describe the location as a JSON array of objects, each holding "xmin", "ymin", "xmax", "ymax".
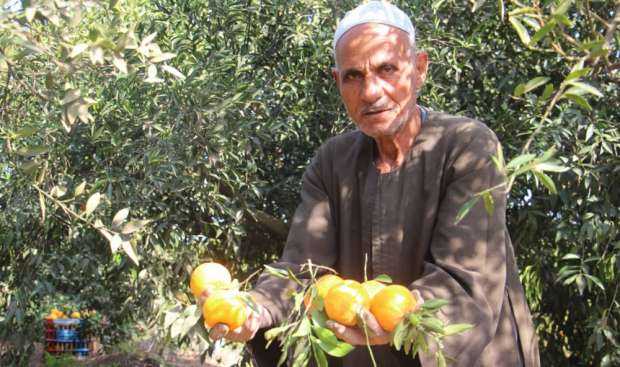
[{"xmin": 199, "ymin": 288, "xmax": 271, "ymax": 343}]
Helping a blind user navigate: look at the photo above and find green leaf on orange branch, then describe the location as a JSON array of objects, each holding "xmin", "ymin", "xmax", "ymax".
[
  {"xmin": 312, "ymin": 326, "xmax": 354, "ymax": 357},
  {"xmin": 455, "ymin": 196, "xmax": 479, "ymax": 224}
]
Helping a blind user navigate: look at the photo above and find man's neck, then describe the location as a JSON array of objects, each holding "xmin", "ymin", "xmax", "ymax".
[{"xmin": 374, "ymin": 107, "xmax": 422, "ymax": 174}]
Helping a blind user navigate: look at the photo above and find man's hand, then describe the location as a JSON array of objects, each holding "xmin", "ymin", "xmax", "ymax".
[
  {"xmin": 326, "ymin": 308, "xmax": 391, "ymax": 345},
  {"xmin": 326, "ymin": 289, "xmax": 423, "ymax": 346},
  {"xmin": 198, "ymin": 287, "xmax": 271, "ymax": 343},
  {"xmin": 208, "ymin": 307, "xmax": 267, "ymax": 342}
]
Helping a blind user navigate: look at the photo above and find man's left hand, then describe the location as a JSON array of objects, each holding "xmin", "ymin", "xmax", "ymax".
[{"xmin": 326, "ymin": 309, "xmax": 390, "ymax": 346}]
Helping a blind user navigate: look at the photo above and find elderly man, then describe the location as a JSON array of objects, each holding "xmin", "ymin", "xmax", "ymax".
[{"xmin": 208, "ymin": 1, "xmax": 540, "ymax": 366}]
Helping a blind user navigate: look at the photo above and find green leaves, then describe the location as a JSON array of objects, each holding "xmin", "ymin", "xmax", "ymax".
[
  {"xmin": 264, "ymin": 265, "xmax": 289, "ymax": 279},
  {"xmin": 69, "ymin": 43, "xmax": 89, "ymax": 59},
  {"xmin": 84, "ymin": 192, "xmax": 101, "ymax": 216},
  {"xmin": 529, "ymin": 19, "xmax": 556, "ymax": 46},
  {"xmin": 509, "ymin": 16, "xmax": 530, "ymax": 45},
  {"xmin": 16, "ymin": 145, "xmax": 48, "ymax": 157},
  {"xmin": 443, "ymin": 323, "xmax": 474, "ymax": 336},
  {"xmin": 167, "ymin": 304, "xmax": 201, "ymax": 340},
  {"xmin": 388, "ymin": 297, "xmax": 471, "ymax": 363},
  {"xmin": 421, "ymin": 299, "xmax": 450, "ymax": 311},
  {"xmin": 374, "ymin": 274, "xmax": 393, "ymax": 283},
  {"xmin": 265, "ymin": 324, "xmax": 294, "ymax": 342},
  {"xmin": 1, "ymin": 1, "xmax": 617, "ymax": 366},
  {"xmin": 482, "ymin": 192, "xmax": 495, "ymax": 216},
  {"xmin": 311, "ymin": 341, "xmax": 329, "ymax": 367},
  {"xmin": 556, "ymin": 63, "xmax": 603, "ymax": 111},
  {"xmin": 454, "ymin": 196, "xmax": 479, "ymax": 224},
  {"xmin": 313, "ymin": 326, "xmax": 354, "ymax": 357},
  {"xmin": 506, "ymin": 153, "xmax": 536, "ymax": 170},
  {"xmin": 112, "ymin": 208, "xmax": 130, "ymax": 228},
  {"xmin": 563, "ymin": 82, "xmax": 603, "ymax": 98},
  {"xmin": 513, "ymin": 77, "xmax": 550, "ymax": 97},
  {"xmin": 533, "ymin": 171, "xmax": 556, "ymax": 194},
  {"xmin": 553, "ymin": 0, "xmax": 573, "ymax": 16}
]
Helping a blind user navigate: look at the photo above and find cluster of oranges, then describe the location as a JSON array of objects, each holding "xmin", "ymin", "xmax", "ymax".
[
  {"xmin": 190, "ymin": 262, "xmax": 248, "ymax": 330},
  {"xmin": 190, "ymin": 263, "xmax": 417, "ymax": 336},
  {"xmin": 306, "ymin": 274, "xmax": 417, "ymax": 332},
  {"xmin": 45, "ymin": 308, "xmax": 97, "ymax": 320}
]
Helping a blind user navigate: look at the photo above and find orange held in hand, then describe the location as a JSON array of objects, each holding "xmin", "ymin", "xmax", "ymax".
[
  {"xmin": 304, "ymin": 274, "xmax": 344, "ymax": 309},
  {"xmin": 202, "ymin": 292, "xmax": 248, "ymax": 330},
  {"xmin": 370, "ymin": 285, "xmax": 417, "ymax": 332},
  {"xmin": 324, "ymin": 280, "xmax": 370, "ymax": 327},
  {"xmin": 361, "ymin": 280, "xmax": 386, "ymax": 300},
  {"xmin": 190, "ymin": 262, "xmax": 232, "ymax": 298}
]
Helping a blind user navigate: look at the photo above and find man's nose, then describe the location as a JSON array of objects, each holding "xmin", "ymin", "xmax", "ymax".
[{"xmin": 360, "ymin": 74, "xmax": 382, "ymax": 104}]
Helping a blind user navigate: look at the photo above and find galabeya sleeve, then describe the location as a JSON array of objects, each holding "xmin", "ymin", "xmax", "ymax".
[
  {"xmin": 413, "ymin": 123, "xmax": 508, "ymax": 367},
  {"xmin": 249, "ymin": 145, "xmax": 337, "ymax": 327}
]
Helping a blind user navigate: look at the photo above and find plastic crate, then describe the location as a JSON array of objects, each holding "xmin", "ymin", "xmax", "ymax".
[{"xmin": 43, "ymin": 318, "xmax": 91, "ymax": 358}]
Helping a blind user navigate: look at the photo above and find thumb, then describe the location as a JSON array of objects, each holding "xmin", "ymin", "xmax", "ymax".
[{"xmin": 326, "ymin": 320, "xmax": 347, "ymax": 335}]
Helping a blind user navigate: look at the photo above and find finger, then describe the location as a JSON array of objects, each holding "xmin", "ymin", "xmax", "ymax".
[
  {"xmin": 412, "ymin": 290, "xmax": 424, "ymax": 310},
  {"xmin": 226, "ymin": 327, "xmax": 249, "ymax": 342},
  {"xmin": 209, "ymin": 324, "xmax": 229, "ymax": 341},
  {"xmin": 326, "ymin": 321, "xmax": 365, "ymax": 345},
  {"xmin": 326, "ymin": 320, "xmax": 345, "ymax": 335},
  {"xmin": 359, "ymin": 309, "xmax": 387, "ymax": 337},
  {"xmin": 227, "ymin": 311, "xmax": 260, "ymax": 342}
]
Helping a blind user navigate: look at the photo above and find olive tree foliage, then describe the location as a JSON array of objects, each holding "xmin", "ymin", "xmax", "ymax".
[
  {"xmin": 410, "ymin": 0, "xmax": 619, "ymax": 366},
  {"xmin": 1, "ymin": 0, "xmax": 343, "ymax": 363},
  {"xmin": 0, "ymin": 0, "xmax": 618, "ymax": 366}
]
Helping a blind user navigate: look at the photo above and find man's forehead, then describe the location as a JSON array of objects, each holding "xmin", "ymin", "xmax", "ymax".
[{"xmin": 335, "ymin": 23, "xmax": 412, "ymax": 65}]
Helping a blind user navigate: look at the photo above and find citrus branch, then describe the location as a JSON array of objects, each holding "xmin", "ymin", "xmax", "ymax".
[
  {"xmin": 32, "ymin": 183, "xmax": 120, "ymax": 235},
  {"xmin": 359, "ymin": 315, "xmax": 378, "ymax": 367},
  {"xmin": 506, "ymin": 86, "xmax": 565, "ymax": 192}
]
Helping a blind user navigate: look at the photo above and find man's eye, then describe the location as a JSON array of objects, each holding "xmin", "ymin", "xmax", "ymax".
[
  {"xmin": 345, "ymin": 72, "xmax": 362, "ymax": 81},
  {"xmin": 381, "ymin": 64, "xmax": 396, "ymax": 73}
]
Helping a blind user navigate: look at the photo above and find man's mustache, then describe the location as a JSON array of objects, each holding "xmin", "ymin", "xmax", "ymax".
[{"xmin": 362, "ymin": 104, "xmax": 393, "ymax": 114}]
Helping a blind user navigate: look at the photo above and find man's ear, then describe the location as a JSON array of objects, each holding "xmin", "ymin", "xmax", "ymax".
[
  {"xmin": 414, "ymin": 51, "xmax": 428, "ymax": 89},
  {"xmin": 331, "ymin": 67, "xmax": 340, "ymax": 89}
]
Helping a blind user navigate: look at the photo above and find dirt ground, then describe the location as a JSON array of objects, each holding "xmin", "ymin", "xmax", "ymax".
[{"xmin": 27, "ymin": 342, "xmax": 228, "ymax": 367}]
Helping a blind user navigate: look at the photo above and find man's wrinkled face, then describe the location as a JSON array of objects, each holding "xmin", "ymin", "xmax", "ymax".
[{"xmin": 333, "ymin": 23, "xmax": 427, "ymax": 139}]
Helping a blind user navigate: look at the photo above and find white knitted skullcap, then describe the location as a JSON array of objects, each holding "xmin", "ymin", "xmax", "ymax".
[{"xmin": 333, "ymin": 1, "xmax": 415, "ymax": 51}]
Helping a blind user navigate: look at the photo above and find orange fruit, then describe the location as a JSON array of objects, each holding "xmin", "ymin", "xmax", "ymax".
[
  {"xmin": 370, "ymin": 285, "xmax": 417, "ymax": 332},
  {"xmin": 71, "ymin": 311, "xmax": 81, "ymax": 319},
  {"xmin": 190, "ymin": 262, "xmax": 232, "ymax": 298},
  {"xmin": 202, "ymin": 292, "xmax": 247, "ymax": 330},
  {"xmin": 362, "ymin": 280, "xmax": 386, "ymax": 301},
  {"xmin": 304, "ymin": 274, "xmax": 344, "ymax": 309},
  {"xmin": 324, "ymin": 280, "xmax": 370, "ymax": 327}
]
